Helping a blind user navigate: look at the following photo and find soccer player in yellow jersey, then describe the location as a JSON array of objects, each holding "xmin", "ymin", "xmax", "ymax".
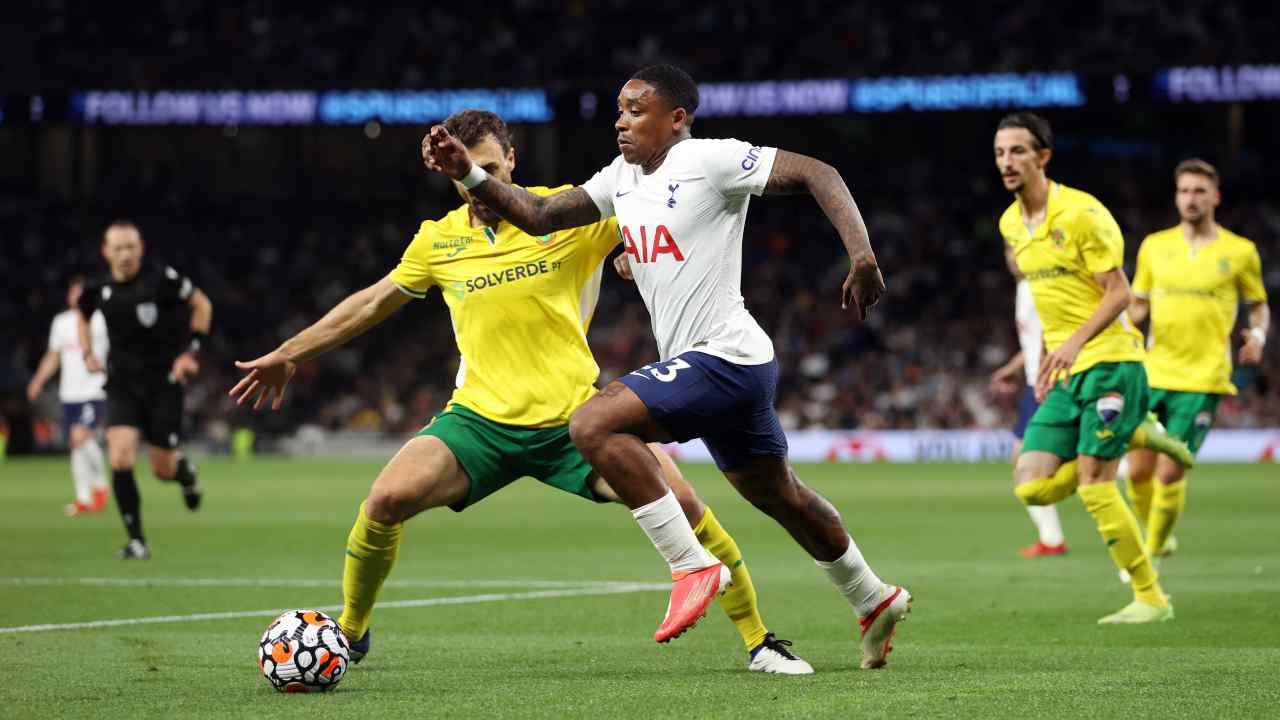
[
  {"xmin": 1122, "ymin": 159, "xmax": 1269, "ymax": 565},
  {"xmin": 995, "ymin": 112, "xmax": 1176, "ymax": 624},
  {"xmin": 230, "ymin": 110, "xmax": 812, "ymax": 674}
]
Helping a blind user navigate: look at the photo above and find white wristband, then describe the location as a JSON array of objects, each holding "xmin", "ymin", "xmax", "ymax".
[
  {"xmin": 460, "ymin": 164, "xmax": 489, "ymax": 190},
  {"xmin": 1249, "ymin": 327, "xmax": 1266, "ymax": 345}
]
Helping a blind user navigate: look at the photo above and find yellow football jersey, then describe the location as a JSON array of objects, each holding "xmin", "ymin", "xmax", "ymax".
[
  {"xmin": 1132, "ymin": 225, "xmax": 1267, "ymax": 394},
  {"xmin": 388, "ymin": 185, "xmax": 620, "ymax": 427},
  {"xmin": 1000, "ymin": 182, "xmax": 1144, "ymax": 376}
]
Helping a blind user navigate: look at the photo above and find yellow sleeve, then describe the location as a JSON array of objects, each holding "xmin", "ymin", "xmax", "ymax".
[
  {"xmin": 1132, "ymin": 237, "xmax": 1153, "ymax": 297},
  {"xmin": 1238, "ymin": 243, "xmax": 1268, "ymax": 302},
  {"xmin": 387, "ymin": 222, "xmax": 436, "ymax": 298},
  {"xmin": 1077, "ymin": 205, "xmax": 1125, "ymax": 274},
  {"xmin": 584, "ymin": 217, "xmax": 621, "ymax": 266}
]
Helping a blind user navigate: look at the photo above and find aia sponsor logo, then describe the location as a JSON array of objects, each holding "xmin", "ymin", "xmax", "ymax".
[{"xmin": 622, "ymin": 224, "xmax": 685, "ymax": 264}]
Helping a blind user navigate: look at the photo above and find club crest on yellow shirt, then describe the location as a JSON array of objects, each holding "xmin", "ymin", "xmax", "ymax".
[
  {"xmin": 1218, "ymin": 258, "xmax": 1231, "ymax": 274},
  {"xmin": 1050, "ymin": 228, "xmax": 1066, "ymax": 249}
]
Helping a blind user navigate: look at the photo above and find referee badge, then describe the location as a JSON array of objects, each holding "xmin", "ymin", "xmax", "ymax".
[
  {"xmin": 1195, "ymin": 411, "xmax": 1213, "ymax": 428},
  {"xmin": 1096, "ymin": 392, "xmax": 1125, "ymax": 424},
  {"xmin": 136, "ymin": 302, "xmax": 158, "ymax": 328}
]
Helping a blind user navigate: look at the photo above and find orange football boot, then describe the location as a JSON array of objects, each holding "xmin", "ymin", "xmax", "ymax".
[{"xmin": 653, "ymin": 563, "xmax": 730, "ymax": 643}]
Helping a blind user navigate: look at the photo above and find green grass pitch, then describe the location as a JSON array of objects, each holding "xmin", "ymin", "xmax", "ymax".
[{"xmin": 1, "ymin": 457, "xmax": 1277, "ymax": 718}]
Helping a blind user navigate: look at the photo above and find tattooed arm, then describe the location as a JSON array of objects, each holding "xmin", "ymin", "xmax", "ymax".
[
  {"xmin": 422, "ymin": 125, "xmax": 601, "ymax": 235},
  {"xmin": 764, "ymin": 150, "xmax": 884, "ymax": 318}
]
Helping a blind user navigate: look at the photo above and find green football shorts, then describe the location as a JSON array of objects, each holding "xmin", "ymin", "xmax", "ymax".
[
  {"xmin": 1021, "ymin": 361, "xmax": 1150, "ymax": 461},
  {"xmin": 1148, "ymin": 388, "xmax": 1221, "ymax": 455},
  {"xmin": 417, "ymin": 404, "xmax": 605, "ymax": 512}
]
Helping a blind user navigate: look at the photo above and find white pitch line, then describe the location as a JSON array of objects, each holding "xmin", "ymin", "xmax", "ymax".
[
  {"xmin": 0, "ymin": 583, "xmax": 667, "ymax": 635},
  {"xmin": 0, "ymin": 577, "xmax": 639, "ymax": 590}
]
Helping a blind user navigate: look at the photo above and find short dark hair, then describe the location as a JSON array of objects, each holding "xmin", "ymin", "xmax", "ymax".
[
  {"xmin": 1174, "ymin": 158, "xmax": 1219, "ymax": 186},
  {"xmin": 631, "ymin": 64, "xmax": 700, "ymax": 117},
  {"xmin": 997, "ymin": 112, "xmax": 1053, "ymax": 151},
  {"xmin": 444, "ymin": 109, "xmax": 512, "ymax": 153}
]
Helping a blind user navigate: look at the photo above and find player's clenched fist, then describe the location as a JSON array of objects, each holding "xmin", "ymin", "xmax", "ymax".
[{"xmin": 422, "ymin": 125, "xmax": 472, "ymax": 180}]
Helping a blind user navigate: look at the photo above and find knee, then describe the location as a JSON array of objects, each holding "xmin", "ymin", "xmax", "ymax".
[
  {"xmin": 108, "ymin": 450, "xmax": 134, "ymax": 471},
  {"xmin": 568, "ymin": 408, "xmax": 607, "ymax": 454},
  {"xmin": 364, "ymin": 487, "xmax": 415, "ymax": 525},
  {"xmin": 735, "ymin": 463, "xmax": 802, "ymax": 512}
]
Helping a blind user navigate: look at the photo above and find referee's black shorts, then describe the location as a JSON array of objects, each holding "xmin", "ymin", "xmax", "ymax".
[{"xmin": 105, "ymin": 373, "xmax": 185, "ymax": 449}]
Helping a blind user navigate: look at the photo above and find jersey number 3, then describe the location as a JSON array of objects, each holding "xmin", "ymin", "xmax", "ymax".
[{"xmin": 633, "ymin": 357, "xmax": 691, "ymax": 383}]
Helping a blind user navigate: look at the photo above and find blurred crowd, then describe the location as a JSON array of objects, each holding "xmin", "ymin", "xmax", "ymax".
[
  {"xmin": 4, "ymin": 0, "xmax": 1277, "ymax": 91},
  {"xmin": 5, "ymin": 169, "xmax": 1277, "ymax": 448},
  {"xmin": 3, "ymin": 0, "xmax": 1278, "ymax": 451}
]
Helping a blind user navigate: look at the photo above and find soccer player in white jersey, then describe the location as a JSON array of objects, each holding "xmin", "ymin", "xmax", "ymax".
[
  {"xmin": 27, "ymin": 276, "xmax": 111, "ymax": 516},
  {"xmin": 990, "ymin": 265, "xmax": 1068, "ymax": 557},
  {"xmin": 425, "ymin": 64, "xmax": 910, "ymax": 669}
]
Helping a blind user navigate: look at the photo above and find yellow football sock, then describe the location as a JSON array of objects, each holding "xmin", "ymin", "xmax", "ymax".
[
  {"xmin": 1077, "ymin": 483, "xmax": 1167, "ymax": 608},
  {"xmin": 1147, "ymin": 480, "xmax": 1186, "ymax": 557},
  {"xmin": 1125, "ymin": 473, "xmax": 1155, "ymax": 530},
  {"xmin": 694, "ymin": 506, "xmax": 768, "ymax": 651},
  {"xmin": 337, "ymin": 502, "xmax": 402, "ymax": 642},
  {"xmin": 1014, "ymin": 459, "xmax": 1079, "ymax": 506}
]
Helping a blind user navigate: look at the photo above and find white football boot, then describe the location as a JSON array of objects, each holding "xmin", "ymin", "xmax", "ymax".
[{"xmin": 747, "ymin": 634, "xmax": 814, "ymax": 675}]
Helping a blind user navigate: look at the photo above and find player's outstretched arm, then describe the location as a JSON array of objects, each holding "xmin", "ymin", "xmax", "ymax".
[
  {"xmin": 230, "ymin": 277, "xmax": 410, "ymax": 410},
  {"xmin": 1035, "ymin": 267, "xmax": 1132, "ymax": 400},
  {"xmin": 763, "ymin": 150, "xmax": 883, "ymax": 319},
  {"xmin": 26, "ymin": 350, "xmax": 60, "ymax": 402},
  {"xmin": 421, "ymin": 126, "xmax": 601, "ymax": 235}
]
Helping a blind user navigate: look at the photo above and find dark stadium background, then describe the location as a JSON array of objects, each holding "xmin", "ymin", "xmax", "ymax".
[{"xmin": 2, "ymin": 1, "xmax": 1277, "ymax": 454}]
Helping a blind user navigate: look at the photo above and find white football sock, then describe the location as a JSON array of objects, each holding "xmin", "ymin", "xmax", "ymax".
[
  {"xmin": 631, "ymin": 490, "xmax": 718, "ymax": 573},
  {"xmin": 1026, "ymin": 505, "xmax": 1065, "ymax": 546},
  {"xmin": 70, "ymin": 446, "xmax": 93, "ymax": 504},
  {"xmin": 82, "ymin": 437, "xmax": 107, "ymax": 489},
  {"xmin": 816, "ymin": 535, "xmax": 885, "ymax": 617}
]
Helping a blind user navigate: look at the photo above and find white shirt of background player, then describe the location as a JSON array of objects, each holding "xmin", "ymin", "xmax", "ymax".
[
  {"xmin": 1014, "ymin": 279, "xmax": 1043, "ymax": 388},
  {"xmin": 48, "ymin": 309, "xmax": 109, "ymax": 403},
  {"xmin": 582, "ymin": 139, "xmax": 778, "ymax": 366}
]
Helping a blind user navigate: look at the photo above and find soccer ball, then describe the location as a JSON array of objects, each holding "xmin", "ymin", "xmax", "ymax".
[{"xmin": 258, "ymin": 609, "xmax": 350, "ymax": 693}]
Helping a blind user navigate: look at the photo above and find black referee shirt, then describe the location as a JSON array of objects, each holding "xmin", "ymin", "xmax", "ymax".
[{"xmin": 79, "ymin": 261, "xmax": 195, "ymax": 379}]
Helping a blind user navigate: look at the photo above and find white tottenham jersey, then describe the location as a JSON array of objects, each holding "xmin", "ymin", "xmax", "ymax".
[
  {"xmin": 1014, "ymin": 279, "xmax": 1043, "ymax": 387},
  {"xmin": 48, "ymin": 309, "xmax": 109, "ymax": 402},
  {"xmin": 582, "ymin": 138, "xmax": 777, "ymax": 365}
]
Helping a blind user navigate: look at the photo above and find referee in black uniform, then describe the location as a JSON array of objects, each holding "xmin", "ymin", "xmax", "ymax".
[{"xmin": 78, "ymin": 220, "xmax": 213, "ymax": 559}]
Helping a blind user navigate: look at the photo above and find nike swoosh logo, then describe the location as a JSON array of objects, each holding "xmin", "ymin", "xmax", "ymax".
[{"xmin": 615, "ymin": 190, "xmax": 632, "ymax": 198}]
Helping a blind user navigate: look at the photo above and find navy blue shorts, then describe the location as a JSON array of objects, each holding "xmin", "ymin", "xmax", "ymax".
[
  {"xmin": 618, "ymin": 351, "xmax": 788, "ymax": 471},
  {"xmin": 62, "ymin": 400, "xmax": 105, "ymax": 437},
  {"xmin": 1012, "ymin": 385, "xmax": 1039, "ymax": 440}
]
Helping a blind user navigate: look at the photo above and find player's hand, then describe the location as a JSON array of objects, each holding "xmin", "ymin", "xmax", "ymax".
[
  {"xmin": 1035, "ymin": 338, "xmax": 1082, "ymax": 402},
  {"xmin": 1238, "ymin": 328, "xmax": 1265, "ymax": 365},
  {"xmin": 988, "ymin": 366, "xmax": 1020, "ymax": 398},
  {"xmin": 613, "ymin": 253, "xmax": 634, "ymax": 281},
  {"xmin": 171, "ymin": 352, "xmax": 200, "ymax": 384},
  {"xmin": 842, "ymin": 253, "xmax": 884, "ymax": 320},
  {"xmin": 83, "ymin": 352, "xmax": 104, "ymax": 374},
  {"xmin": 422, "ymin": 125, "xmax": 473, "ymax": 180},
  {"xmin": 230, "ymin": 350, "xmax": 297, "ymax": 411},
  {"xmin": 25, "ymin": 379, "xmax": 43, "ymax": 403}
]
